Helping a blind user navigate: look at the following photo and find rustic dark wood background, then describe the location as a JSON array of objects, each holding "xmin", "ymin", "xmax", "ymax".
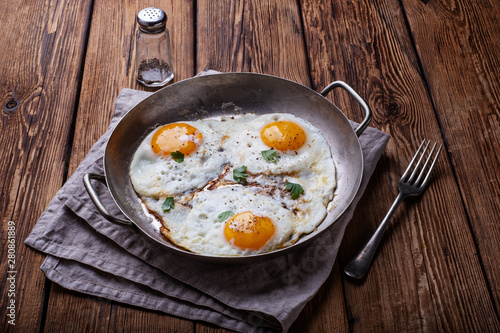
[{"xmin": 1, "ymin": 0, "xmax": 499, "ymax": 332}]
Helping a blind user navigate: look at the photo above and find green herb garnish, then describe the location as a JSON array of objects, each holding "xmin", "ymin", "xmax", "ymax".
[
  {"xmin": 284, "ymin": 182, "xmax": 304, "ymax": 200},
  {"xmin": 261, "ymin": 148, "xmax": 278, "ymax": 163},
  {"xmin": 217, "ymin": 211, "xmax": 235, "ymax": 223},
  {"xmin": 162, "ymin": 197, "xmax": 175, "ymax": 212},
  {"xmin": 170, "ymin": 150, "xmax": 184, "ymax": 163},
  {"xmin": 233, "ymin": 165, "xmax": 248, "ymax": 183}
]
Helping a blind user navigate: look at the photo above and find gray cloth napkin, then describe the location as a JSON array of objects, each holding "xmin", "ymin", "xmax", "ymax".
[{"xmin": 26, "ymin": 80, "xmax": 389, "ymax": 332}]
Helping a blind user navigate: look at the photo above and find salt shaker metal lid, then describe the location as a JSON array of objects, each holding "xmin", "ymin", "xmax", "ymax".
[{"xmin": 137, "ymin": 7, "xmax": 167, "ymax": 33}]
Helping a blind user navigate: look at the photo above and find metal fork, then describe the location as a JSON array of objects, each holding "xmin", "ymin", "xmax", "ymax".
[{"xmin": 344, "ymin": 139, "xmax": 442, "ymax": 279}]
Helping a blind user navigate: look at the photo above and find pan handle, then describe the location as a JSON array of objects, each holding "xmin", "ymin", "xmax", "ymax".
[
  {"xmin": 320, "ymin": 81, "xmax": 372, "ymax": 136},
  {"xmin": 83, "ymin": 173, "xmax": 133, "ymax": 225}
]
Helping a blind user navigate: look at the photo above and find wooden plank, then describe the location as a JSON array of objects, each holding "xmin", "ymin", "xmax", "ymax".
[
  {"xmin": 196, "ymin": 0, "xmax": 310, "ymax": 85},
  {"xmin": 300, "ymin": 0, "xmax": 499, "ymax": 331},
  {"xmin": 44, "ymin": 284, "xmax": 113, "ymax": 332},
  {"xmin": 41, "ymin": 0, "xmax": 196, "ymax": 331},
  {"xmin": 0, "ymin": 0, "xmax": 93, "ymax": 331},
  {"xmin": 196, "ymin": 1, "xmax": 349, "ymax": 332},
  {"xmin": 400, "ymin": 0, "xmax": 500, "ymax": 316},
  {"xmin": 111, "ymin": 305, "xmax": 194, "ymax": 332}
]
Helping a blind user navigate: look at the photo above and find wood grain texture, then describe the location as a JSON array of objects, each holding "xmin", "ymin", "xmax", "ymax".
[
  {"xmin": 110, "ymin": 305, "xmax": 194, "ymax": 332},
  {"xmin": 44, "ymin": 284, "xmax": 114, "ymax": 332},
  {"xmin": 0, "ymin": 0, "xmax": 93, "ymax": 331},
  {"xmin": 401, "ymin": 0, "xmax": 500, "ymax": 316},
  {"xmin": 300, "ymin": 0, "xmax": 499, "ymax": 331},
  {"xmin": 1, "ymin": 0, "xmax": 499, "ymax": 331},
  {"xmin": 196, "ymin": 0, "xmax": 310, "ymax": 85},
  {"xmin": 41, "ymin": 0, "xmax": 196, "ymax": 331}
]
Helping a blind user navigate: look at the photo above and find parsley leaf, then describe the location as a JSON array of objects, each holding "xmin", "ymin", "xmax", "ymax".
[
  {"xmin": 170, "ymin": 151, "xmax": 184, "ymax": 163},
  {"xmin": 233, "ymin": 165, "xmax": 248, "ymax": 183},
  {"xmin": 217, "ymin": 211, "xmax": 234, "ymax": 223},
  {"xmin": 261, "ymin": 148, "xmax": 278, "ymax": 163},
  {"xmin": 162, "ymin": 197, "xmax": 175, "ymax": 212},
  {"xmin": 284, "ymin": 182, "xmax": 304, "ymax": 200}
]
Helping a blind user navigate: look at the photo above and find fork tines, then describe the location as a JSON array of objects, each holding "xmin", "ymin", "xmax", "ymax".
[{"xmin": 402, "ymin": 139, "xmax": 442, "ymax": 188}]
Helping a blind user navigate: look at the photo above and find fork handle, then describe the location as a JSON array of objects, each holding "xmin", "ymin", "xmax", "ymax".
[{"xmin": 344, "ymin": 192, "xmax": 406, "ymax": 279}]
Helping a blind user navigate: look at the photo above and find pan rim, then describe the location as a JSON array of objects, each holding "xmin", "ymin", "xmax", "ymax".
[{"xmin": 103, "ymin": 72, "xmax": 364, "ymax": 263}]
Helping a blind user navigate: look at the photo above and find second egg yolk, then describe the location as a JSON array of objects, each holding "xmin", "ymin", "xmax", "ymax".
[
  {"xmin": 151, "ymin": 123, "xmax": 203, "ymax": 156},
  {"xmin": 224, "ymin": 211, "xmax": 275, "ymax": 250},
  {"xmin": 260, "ymin": 121, "xmax": 306, "ymax": 151}
]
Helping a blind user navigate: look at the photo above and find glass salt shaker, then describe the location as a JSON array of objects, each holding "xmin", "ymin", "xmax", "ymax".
[{"xmin": 136, "ymin": 7, "xmax": 174, "ymax": 87}]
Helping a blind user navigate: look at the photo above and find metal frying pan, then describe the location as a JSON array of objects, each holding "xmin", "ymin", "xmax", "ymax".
[{"xmin": 84, "ymin": 73, "xmax": 371, "ymax": 263}]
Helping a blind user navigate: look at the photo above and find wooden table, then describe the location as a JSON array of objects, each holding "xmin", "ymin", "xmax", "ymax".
[{"xmin": 1, "ymin": 0, "xmax": 499, "ymax": 332}]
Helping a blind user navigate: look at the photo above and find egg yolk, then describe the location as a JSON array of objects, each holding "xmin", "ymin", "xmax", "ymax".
[
  {"xmin": 151, "ymin": 123, "xmax": 203, "ymax": 156},
  {"xmin": 260, "ymin": 121, "xmax": 306, "ymax": 151},
  {"xmin": 224, "ymin": 211, "xmax": 275, "ymax": 250}
]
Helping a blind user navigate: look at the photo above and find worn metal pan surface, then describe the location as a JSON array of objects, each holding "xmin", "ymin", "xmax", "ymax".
[{"xmin": 84, "ymin": 72, "xmax": 371, "ymax": 263}]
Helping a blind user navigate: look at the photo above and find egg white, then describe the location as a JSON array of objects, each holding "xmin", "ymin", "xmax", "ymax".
[
  {"xmin": 129, "ymin": 113, "xmax": 337, "ymax": 256},
  {"xmin": 129, "ymin": 120, "xmax": 229, "ymax": 198},
  {"xmin": 168, "ymin": 186, "xmax": 295, "ymax": 256},
  {"xmin": 224, "ymin": 113, "xmax": 334, "ymax": 178}
]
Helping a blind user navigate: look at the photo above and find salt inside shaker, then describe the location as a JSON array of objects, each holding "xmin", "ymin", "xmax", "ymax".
[{"xmin": 136, "ymin": 7, "xmax": 174, "ymax": 87}]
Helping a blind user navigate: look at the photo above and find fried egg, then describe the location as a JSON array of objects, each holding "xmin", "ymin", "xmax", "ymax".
[
  {"xmin": 156, "ymin": 186, "xmax": 295, "ymax": 256},
  {"xmin": 221, "ymin": 113, "xmax": 336, "ymax": 204},
  {"xmin": 129, "ymin": 120, "xmax": 229, "ymax": 197},
  {"xmin": 129, "ymin": 112, "xmax": 336, "ymax": 256}
]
